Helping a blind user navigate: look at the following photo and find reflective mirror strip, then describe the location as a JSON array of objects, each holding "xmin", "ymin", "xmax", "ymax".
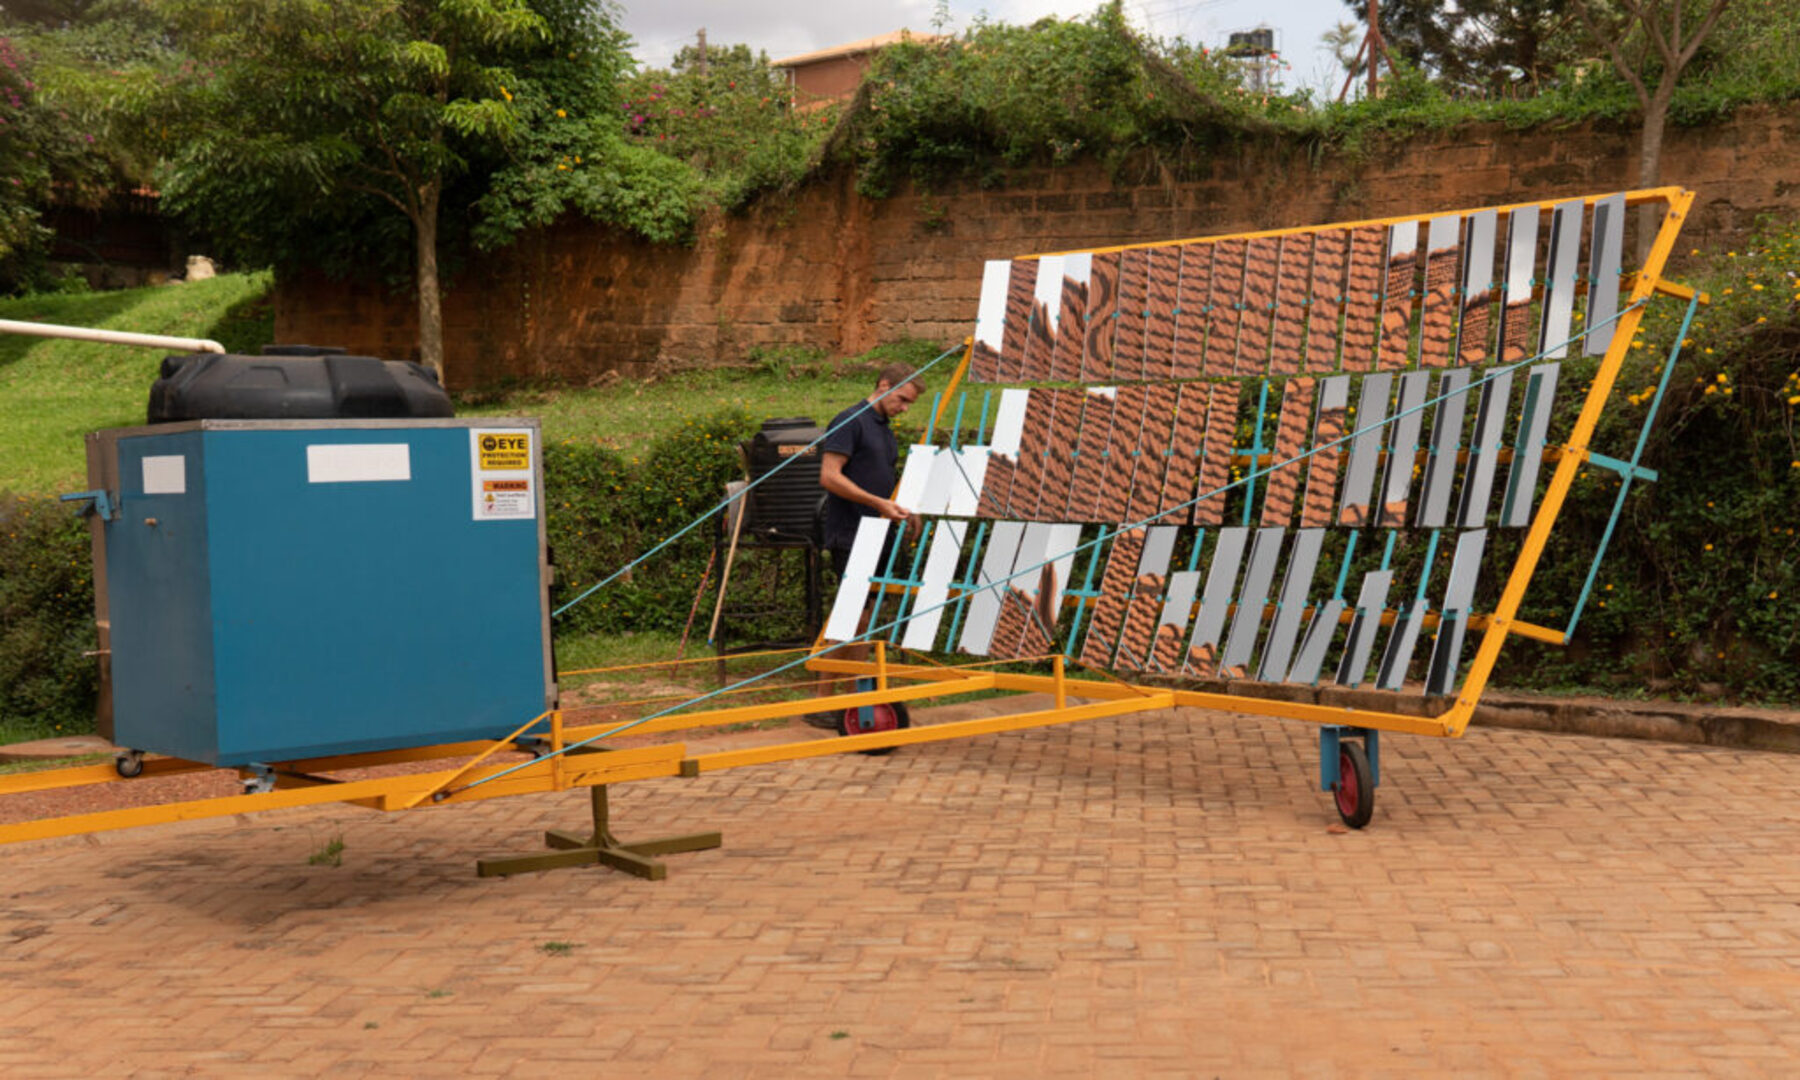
[
  {"xmin": 1151, "ymin": 569, "xmax": 1202, "ymax": 673},
  {"xmin": 1192, "ymin": 385, "xmax": 1238, "ymax": 527},
  {"xmin": 971, "ymin": 259, "xmax": 1011, "ymax": 382},
  {"xmin": 893, "ymin": 446, "xmax": 939, "ymax": 514},
  {"xmin": 1078, "ymin": 528, "xmax": 1145, "ymax": 668},
  {"xmin": 1260, "ymin": 378, "xmax": 1317, "ymax": 527},
  {"xmin": 1128, "ymin": 383, "xmax": 1181, "ymax": 526},
  {"xmin": 1161, "ymin": 384, "xmax": 1208, "ymax": 523},
  {"xmin": 1144, "ymin": 246, "xmax": 1182, "ymax": 381},
  {"xmin": 1340, "ymin": 225, "xmax": 1386, "ymax": 372},
  {"xmin": 1006, "ymin": 388, "xmax": 1058, "ymax": 519},
  {"xmin": 1424, "ymin": 528, "xmax": 1488, "ymax": 696},
  {"xmin": 1172, "ymin": 243, "xmax": 1211, "ymax": 380},
  {"xmin": 1238, "ymin": 236, "xmax": 1280, "ymax": 375},
  {"xmin": 1377, "ymin": 371, "xmax": 1431, "ymax": 528},
  {"xmin": 1220, "ymin": 526, "xmax": 1287, "ymax": 678},
  {"xmin": 1066, "ymin": 387, "xmax": 1119, "ymax": 523},
  {"xmin": 957, "ymin": 520, "xmax": 1025, "ymax": 655},
  {"xmin": 1183, "ymin": 526, "xmax": 1250, "ymax": 677},
  {"xmin": 999, "ymin": 258, "xmax": 1039, "ymax": 382},
  {"xmin": 1539, "ymin": 198, "xmax": 1585, "ymax": 360},
  {"xmin": 1288, "ymin": 597, "xmax": 1346, "ymax": 686},
  {"xmin": 1334, "ymin": 569, "xmax": 1394, "ymax": 687},
  {"xmin": 1375, "ymin": 597, "xmax": 1430, "ymax": 691},
  {"xmin": 1585, "ymin": 194, "xmax": 1626, "ymax": 356},
  {"xmin": 1456, "ymin": 209, "xmax": 1499, "ymax": 366},
  {"xmin": 1337, "ymin": 372, "xmax": 1394, "ymax": 527},
  {"xmin": 1377, "ymin": 220, "xmax": 1421, "ymax": 371},
  {"xmin": 1300, "ymin": 376, "xmax": 1351, "ymax": 527},
  {"xmin": 989, "ymin": 521, "xmax": 1061, "ymax": 660},
  {"xmin": 1257, "ymin": 528, "xmax": 1326, "ymax": 682},
  {"xmin": 1268, "ymin": 232, "xmax": 1313, "ymax": 376},
  {"xmin": 1050, "ymin": 253, "xmax": 1093, "ymax": 381},
  {"xmin": 1455, "ymin": 367, "xmax": 1514, "ymax": 528},
  {"xmin": 1114, "ymin": 248, "xmax": 1150, "ymax": 382},
  {"xmin": 1498, "ymin": 206, "xmax": 1540, "ymax": 364},
  {"xmin": 974, "ymin": 389, "xmax": 1031, "ymax": 519},
  {"xmin": 1096, "ymin": 385, "xmax": 1148, "ymax": 524},
  {"xmin": 1023, "ymin": 255, "xmax": 1064, "ymax": 380},
  {"xmin": 824, "ymin": 516, "xmax": 895, "ymax": 642},
  {"xmin": 1416, "ymin": 369, "xmax": 1472, "ymax": 528},
  {"xmin": 1113, "ymin": 525, "xmax": 1180, "ymax": 670},
  {"xmin": 1082, "ymin": 251, "xmax": 1122, "ymax": 381},
  {"xmin": 1304, "ymin": 227, "xmax": 1351, "ymax": 373},
  {"xmin": 1205, "ymin": 238, "xmax": 1247, "ymax": 377},
  {"xmin": 1499, "ymin": 363, "xmax": 1561, "ymax": 528},
  {"xmin": 901, "ymin": 520, "xmax": 969, "ymax": 651},
  {"xmin": 1418, "ymin": 214, "xmax": 1462, "ymax": 368},
  {"xmin": 1033, "ymin": 389, "xmax": 1080, "ymax": 520},
  {"xmin": 944, "ymin": 447, "xmax": 990, "ymax": 518}
]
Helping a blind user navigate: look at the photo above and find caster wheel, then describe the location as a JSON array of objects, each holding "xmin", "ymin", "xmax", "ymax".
[
  {"xmin": 1333, "ymin": 740, "xmax": 1374, "ymax": 829},
  {"xmin": 115, "ymin": 751, "xmax": 145, "ymax": 779},
  {"xmin": 837, "ymin": 701, "xmax": 910, "ymax": 756}
]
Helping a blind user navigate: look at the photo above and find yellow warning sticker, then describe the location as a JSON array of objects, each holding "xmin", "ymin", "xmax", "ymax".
[{"xmin": 477, "ymin": 432, "xmax": 531, "ymax": 471}]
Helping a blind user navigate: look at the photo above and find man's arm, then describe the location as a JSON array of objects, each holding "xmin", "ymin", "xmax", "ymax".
[{"xmin": 820, "ymin": 451, "xmax": 910, "ymax": 523}]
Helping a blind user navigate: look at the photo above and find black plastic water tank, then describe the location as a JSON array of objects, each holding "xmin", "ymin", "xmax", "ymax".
[
  {"xmin": 146, "ymin": 344, "xmax": 453, "ymax": 422},
  {"xmin": 742, "ymin": 417, "xmax": 823, "ymax": 542}
]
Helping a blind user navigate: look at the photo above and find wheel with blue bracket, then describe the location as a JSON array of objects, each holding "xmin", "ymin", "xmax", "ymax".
[
  {"xmin": 837, "ymin": 700, "xmax": 910, "ymax": 756},
  {"xmin": 1333, "ymin": 740, "xmax": 1374, "ymax": 829}
]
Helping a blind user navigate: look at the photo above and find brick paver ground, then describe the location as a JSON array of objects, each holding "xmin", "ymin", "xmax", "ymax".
[{"xmin": 3, "ymin": 706, "xmax": 1799, "ymax": 1077}]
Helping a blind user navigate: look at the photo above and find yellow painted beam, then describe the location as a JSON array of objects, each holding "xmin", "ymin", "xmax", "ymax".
[
  {"xmin": 0, "ymin": 754, "xmax": 210, "ymax": 796},
  {"xmin": 686, "ymin": 693, "xmax": 1174, "ymax": 772},
  {"xmin": 0, "ymin": 743, "xmax": 685, "ymax": 846},
  {"xmin": 610, "ymin": 674, "xmax": 996, "ymax": 737}
]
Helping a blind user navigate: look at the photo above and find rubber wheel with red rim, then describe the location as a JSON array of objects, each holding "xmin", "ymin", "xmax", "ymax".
[
  {"xmin": 1333, "ymin": 740, "xmax": 1374, "ymax": 829},
  {"xmin": 837, "ymin": 701, "xmax": 910, "ymax": 756}
]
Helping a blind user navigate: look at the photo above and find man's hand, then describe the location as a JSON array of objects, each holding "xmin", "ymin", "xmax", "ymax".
[{"xmin": 874, "ymin": 498, "xmax": 911, "ymax": 523}]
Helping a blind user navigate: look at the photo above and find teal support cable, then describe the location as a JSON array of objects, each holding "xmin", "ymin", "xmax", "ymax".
[{"xmin": 1563, "ymin": 293, "xmax": 1700, "ymax": 639}]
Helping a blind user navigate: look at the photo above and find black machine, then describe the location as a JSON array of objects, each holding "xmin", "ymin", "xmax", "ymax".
[{"xmin": 711, "ymin": 417, "xmax": 827, "ymax": 655}]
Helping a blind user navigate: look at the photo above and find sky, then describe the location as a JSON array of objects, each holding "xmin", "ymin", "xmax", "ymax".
[{"xmin": 619, "ymin": 0, "xmax": 1359, "ymax": 97}]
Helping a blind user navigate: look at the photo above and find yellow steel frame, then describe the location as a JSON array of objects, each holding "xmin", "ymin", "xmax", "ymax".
[{"xmin": 0, "ymin": 188, "xmax": 1694, "ymax": 852}]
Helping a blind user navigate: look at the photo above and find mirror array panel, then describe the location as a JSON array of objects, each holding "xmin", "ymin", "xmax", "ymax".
[{"xmin": 831, "ymin": 197, "xmax": 1637, "ymax": 700}]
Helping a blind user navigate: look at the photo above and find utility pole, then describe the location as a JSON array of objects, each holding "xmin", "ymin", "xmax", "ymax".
[{"xmin": 696, "ymin": 27, "xmax": 708, "ymax": 76}]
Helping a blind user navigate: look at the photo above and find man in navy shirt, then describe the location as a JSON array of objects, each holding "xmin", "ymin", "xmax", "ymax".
[
  {"xmin": 808, "ymin": 362, "xmax": 923, "ymax": 728},
  {"xmin": 819, "ymin": 362, "xmax": 923, "ymax": 566}
]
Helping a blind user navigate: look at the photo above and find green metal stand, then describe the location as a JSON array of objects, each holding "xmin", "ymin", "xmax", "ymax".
[{"xmin": 476, "ymin": 782, "xmax": 721, "ymax": 880}]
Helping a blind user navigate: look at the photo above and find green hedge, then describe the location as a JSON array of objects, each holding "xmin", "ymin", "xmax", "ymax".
[{"xmin": 0, "ymin": 495, "xmax": 97, "ymax": 742}]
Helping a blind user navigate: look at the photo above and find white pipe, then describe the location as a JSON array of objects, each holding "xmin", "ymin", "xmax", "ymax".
[{"xmin": 0, "ymin": 318, "xmax": 226, "ymax": 354}]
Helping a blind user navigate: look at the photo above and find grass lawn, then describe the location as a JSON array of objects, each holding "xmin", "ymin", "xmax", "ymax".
[
  {"xmin": 1, "ymin": 274, "xmax": 961, "ymax": 497},
  {"xmin": 0, "ymin": 273, "xmax": 276, "ymax": 496}
]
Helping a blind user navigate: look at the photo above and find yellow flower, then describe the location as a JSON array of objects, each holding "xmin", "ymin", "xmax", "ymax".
[
  {"xmin": 1704, "ymin": 543, "xmax": 1714, "ymax": 551},
  {"xmin": 1771, "ymin": 591, "xmax": 1781, "ymax": 600},
  {"xmin": 1753, "ymin": 283, "xmax": 1764, "ymax": 291},
  {"xmin": 1717, "ymin": 373, "xmax": 1728, "ymax": 383},
  {"xmin": 556, "ymin": 109, "xmax": 567, "ymax": 118}
]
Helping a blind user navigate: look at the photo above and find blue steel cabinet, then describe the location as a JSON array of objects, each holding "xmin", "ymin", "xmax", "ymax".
[{"xmin": 84, "ymin": 419, "xmax": 556, "ymax": 766}]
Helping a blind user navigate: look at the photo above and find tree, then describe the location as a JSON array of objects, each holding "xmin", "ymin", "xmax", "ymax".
[
  {"xmin": 1569, "ymin": 0, "xmax": 1732, "ymax": 256},
  {"xmin": 156, "ymin": 0, "xmax": 693, "ymax": 385},
  {"xmin": 1338, "ymin": 0, "xmax": 1580, "ymax": 94}
]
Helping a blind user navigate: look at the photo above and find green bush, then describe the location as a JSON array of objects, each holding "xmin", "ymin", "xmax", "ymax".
[
  {"xmin": 0, "ymin": 496, "xmax": 97, "ymax": 742},
  {"xmin": 1494, "ymin": 224, "xmax": 1800, "ymax": 699},
  {"xmin": 546, "ymin": 405, "xmax": 758, "ymax": 636}
]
